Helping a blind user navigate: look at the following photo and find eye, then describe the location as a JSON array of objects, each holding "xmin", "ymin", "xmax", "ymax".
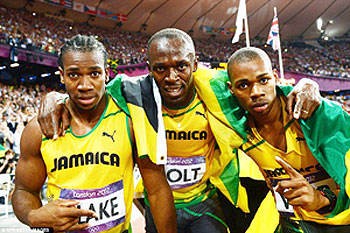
[
  {"xmin": 68, "ymin": 73, "xmax": 78, "ymax": 79},
  {"xmin": 178, "ymin": 64, "xmax": 188, "ymax": 71},
  {"xmin": 155, "ymin": 66, "xmax": 165, "ymax": 72},
  {"xmin": 260, "ymin": 78, "xmax": 269, "ymax": 84},
  {"xmin": 91, "ymin": 71, "xmax": 101, "ymax": 77},
  {"xmin": 237, "ymin": 83, "xmax": 248, "ymax": 90}
]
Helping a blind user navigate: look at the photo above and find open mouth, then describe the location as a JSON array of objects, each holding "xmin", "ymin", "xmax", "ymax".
[
  {"xmin": 164, "ymin": 85, "xmax": 182, "ymax": 96},
  {"xmin": 78, "ymin": 96, "xmax": 96, "ymax": 105}
]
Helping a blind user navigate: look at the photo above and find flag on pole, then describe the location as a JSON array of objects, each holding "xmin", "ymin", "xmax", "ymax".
[
  {"xmin": 84, "ymin": 5, "xmax": 96, "ymax": 15},
  {"xmin": 267, "ymin": 9, "xmax": 280, "ymax": 51},
  {"xmin": 232, "ymin": 0, "xmax": 247, "ymax": 44}
]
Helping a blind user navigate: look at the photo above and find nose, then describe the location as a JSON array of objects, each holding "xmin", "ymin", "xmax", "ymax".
[
  {"xmin": 250, "ymin": 83, "xmax": 264, "ymax": 99},
  {"xmin": 77, "ymin": 76, "xmax": 93, "ymax": 92},
  {"xmin": 166, "ymin": 67, "xmax": 178, "ymax": 82}
]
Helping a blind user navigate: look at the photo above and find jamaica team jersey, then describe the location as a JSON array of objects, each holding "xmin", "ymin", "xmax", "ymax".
[
  {"xmin": 241, "ymin": 97, "xmax": 338, "ymax": 221},
  {"xmin": 162, "ymin": 92, "xmax": 216, "ymax": 207},
  {"xmin": 41, "ymin": 94, "xmax": 134, "ymax": 233}
]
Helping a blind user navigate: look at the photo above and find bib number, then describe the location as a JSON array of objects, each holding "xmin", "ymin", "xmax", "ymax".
[
  {"xmin": 165, "ymin": 156, "xmax": 206, "ymax": 190},
  {"xmin": 60, "ymin": 180, "xmax": 126, "ymax": 233}
]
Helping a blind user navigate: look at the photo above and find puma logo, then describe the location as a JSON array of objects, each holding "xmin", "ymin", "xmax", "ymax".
[
  {"xmin": 195, "ymin": 111, "xmax": 206, "ymax": 119},
  {"xmin": 102, "ymin": 130, "xmax": 116, "ymax": 142}
]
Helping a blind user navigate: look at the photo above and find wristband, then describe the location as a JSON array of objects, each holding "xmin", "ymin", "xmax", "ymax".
[{"xmin": 316, "ymin": 187, "xmax": 337, "ymax": 214}]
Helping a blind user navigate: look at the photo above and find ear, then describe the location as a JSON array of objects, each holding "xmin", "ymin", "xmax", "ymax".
[
  {"xmin": 59, "ymin": 67, "xmax": 64, "ymax": 84},
  {"xmin": 272, "ymin": 69, "xmax": 279, "ymax": 84},
  {"xmin": 193, "ymin": 56, "xmax": 198, "ymax": 72},
  {"xmin": 146, "ymin": 60, "xmax": 152, "ymax": 72},
  {"xmin": 105, "ymin": 66, "xmax": 110, "ymax": 83},
  {"xmin": 227, "ymin": 81, "xmax": 234, "ymax": 95}
]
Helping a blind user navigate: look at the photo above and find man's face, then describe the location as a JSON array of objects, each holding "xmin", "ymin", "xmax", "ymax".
[
  {"xmin": 148, "ymin": 37, "xmax": 197, "ymax": 108},
  {"xmin": 59, "ymin": 50, "xmax": 108, "ymax": 111},
  {"xmin": 228, "ymin": 57, "xmax": 277, "ymax": 118}
]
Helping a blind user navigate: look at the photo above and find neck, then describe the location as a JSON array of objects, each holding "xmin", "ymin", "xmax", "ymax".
[{"xmin": 68, "ymin": 93, "xmax": 107, "ymax": 126}]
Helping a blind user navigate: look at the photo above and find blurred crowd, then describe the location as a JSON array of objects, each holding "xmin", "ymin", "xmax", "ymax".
[{"xmin": 0, "ymin": 6, "xmax": 349, "ymax": 78}]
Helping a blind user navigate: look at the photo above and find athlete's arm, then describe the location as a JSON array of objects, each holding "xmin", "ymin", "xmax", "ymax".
[
  {"xmin": 37, "ymin": 91, "xmax": 70, "ymax": 139},
  {"xmin": 12, "ymin": 117, "xmax": 96, "ymax": 232},
  {"xmin": 286, "ymin": 78, "xmax": 321, "ymax": 120},
  {"xmin": 129, "ymin": 118, "xmax": 177, "ymax": 233}
]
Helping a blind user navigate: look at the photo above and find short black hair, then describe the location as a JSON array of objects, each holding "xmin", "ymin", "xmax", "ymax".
[
  {"xmin": 58, "ymin": 35, "xmax": 108, "ymax": 69},
  {"xmin": 227, "ymin": 47, "xmax": 272, "ymax": 79},
  {"xmin": 147, "ymin": 28, "xmax": 195, "ymax": 59}
]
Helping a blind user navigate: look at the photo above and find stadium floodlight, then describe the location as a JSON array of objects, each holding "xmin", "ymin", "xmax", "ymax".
[
  {"xmin": 41, "ymin": 73, "xmax": 51, "ymax": 77},
  {"xmin": 10, "ymin": 63, "xmax": 19, "ymax": 68},
  {"xmin": 316, "ymin": 18, "xmax": 323, "ymax": 31}
]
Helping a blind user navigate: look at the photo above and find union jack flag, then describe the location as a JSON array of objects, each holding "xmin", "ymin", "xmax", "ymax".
[{"xmin": 267, "ymin": 10, "xmax": 279, "ymax": 51}]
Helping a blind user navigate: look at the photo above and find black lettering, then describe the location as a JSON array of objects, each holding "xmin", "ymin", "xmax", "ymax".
[
  {"xmin": 167, "ymin": 169, "xmax": 182, "ymax": 182},
  {"xmin": 110, "ymin": 197, "xmax": 119, "ymax": 216},
  {"xmin": 101, "ymin": 152, "xmax": 109, "ymax": 165},
  {"xmin": 178, "ymin": 131, "xmax": 186, "ymax": 140},
  {"xmin": 199, "ymin": 131, "xmax": 207, "ymax": 140},
  {"xmin": 192, "ymin": 167, "xmax": 201, "ymax": 180},
  {"xmin": 305, "ymin": 166, "xmax": 314, "ymax": 172},
  {"xmin": 264, "ymin": 169, "xmax": 271, "ymax": 178},
  {"xmin": 85, "ymin": 152, "xmax": 94, "ymax": 165},
  {"xmin": 110, "ymin": 154, "xmax": 120, "ymax": 167},
  {"xmin": 183, "ymin": 169, "xmax": 191, "ymax": 182},
  {"xmin": 99, "ymin": 200, "xmax": 110, "ymax": 219},
  {"xmin": 51, "ymin": 158, "xmax": 57, "ymax": 172},
  {"xmin": 95, "ymin": 152, "xmax": 99, "ymax": 164},
  {"xmin": 69, "ymin": 153, "xmax": 84, "ymax": 168},
  {"xmin": 87, "ymin": 203, "xmax": 98, "ymax": 222},
  {"xmin": 58, "ymin": 156, "xmax": 68, "ymax": 171},
  {"xmin": 166, "ymin": 130, "xmax": 176, "ymax": 140},
  {"xmin": 192, "ymin": 131, "xmax": 199, "ymax": 140}
]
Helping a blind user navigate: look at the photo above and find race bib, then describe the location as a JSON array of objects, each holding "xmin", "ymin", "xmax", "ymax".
[
  {"xmin": 60, "ymin": 180, "xmax": 126, "ymax": 233},
  {"xmin": 165, "ymin": 156, "xmax": 206, "ymax": 190},
  {"xmin": 271, "ymin": 171, "xmax": 337, "ymax": 216}
]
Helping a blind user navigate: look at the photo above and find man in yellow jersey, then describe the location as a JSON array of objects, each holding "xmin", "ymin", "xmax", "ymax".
[
  {"xmin": 36, "ymin": 29, "xmax": 322, "ymax": 233},
  {"xmin": 226, "ymin": 46, "xmax": 350, "ymax": 232},
  {"xmin": 12, "ymin": 35, "xmax": 177, "ymax": 233}
]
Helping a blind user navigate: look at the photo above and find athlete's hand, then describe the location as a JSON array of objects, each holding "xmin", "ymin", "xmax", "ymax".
[
  {"xmin": 274, "ymin": 156, "xmax": 330, "ymax": 212},
  {"xmin": 27, "ymin": 199, "xmax": 96, "ymax": 232},
  {"xmin": 286, "ymin": 78, "xmax": 321, "ymax": 121},
  {"xmin": 38, "ymin": 92, "xmax": 70, "ymax": 140}
]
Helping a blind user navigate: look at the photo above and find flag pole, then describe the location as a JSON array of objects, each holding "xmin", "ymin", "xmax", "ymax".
[
  {"xmin": 244, "ymin": 5, "xmax": 250, "ymax": 47},
  {"xmin": 274, "ymin": 7, "xmax": 284, "ymax": 79}
]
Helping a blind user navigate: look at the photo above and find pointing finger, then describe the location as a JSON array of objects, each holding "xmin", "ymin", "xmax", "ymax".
[{"xmin": 275, "ymin": 156, "xmax": 302, "ymax": 179}]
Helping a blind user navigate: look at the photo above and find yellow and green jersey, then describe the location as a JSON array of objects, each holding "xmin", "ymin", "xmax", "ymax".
[
  {"xmin": 41, "ymin": 94, "xmax": 134, "ymax": 233},
  {"xmin": 162, "ymin": 92, "xmax": 216, "ymax": 208},
  {"xmin": 241, "ymin": 97, "xmax": 338, "ymax": 222}
]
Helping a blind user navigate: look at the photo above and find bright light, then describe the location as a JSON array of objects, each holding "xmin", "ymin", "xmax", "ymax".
[
  {"xmin": 335, "ymin": 89, "xmax": 340, "ymax": 92},
  {"xmin": 55, "ymin": 70, "xmax": 60, "ymax": 75},
  {"xmin": 316, "ymin": 18, "xmax": 323, "ymax": 31},
  {"xmin": 69, "ymin": 26, "xmax": 73, "ymax": 30},
  {"xmin": 329, "ymin": 20, "xmax": 333, "ymax": 24},
  {"xmin": 321, "ymin": 30, "xmax": 324, "ymax": 33},
  {"xmin": 48, "ymin": 38, "xmax": 52, "ymax": 43},
  {"xmin": 324, "ymin": 36, "xmax": 329, "ymax": 41},
  {"xmin": 41, "ymin": 73, "xmax": 51, "ymax": 77},
  {"xmin": 0, "ymin": 66, "xmax": 5, "ymax": 70},
  {"xmin": 284, "ymin": 48, "xmax": 288, "ymax": 52},
  {"xmin": 95, "ymin": 35, "xmax": 98, "ymax": 39},
  {"xmin": 32, "ymin": 12, "xmax": 36, "ymax": 16},
  {"xmin": 10, "ymin": 63, "xmax": 19, "ymax": 68}
]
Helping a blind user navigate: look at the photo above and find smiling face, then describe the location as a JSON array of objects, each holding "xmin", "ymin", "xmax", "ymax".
[
  {"xmin": 59, "ymin": 50, "xmax": 108, "ymax": 111},
  {"xmin": 148, "ymin": 37, "xmax": 197, "ymax": 108},
  {"xmin": 228, "ymin": 56, "xmax": 278, "ymax": 118}
]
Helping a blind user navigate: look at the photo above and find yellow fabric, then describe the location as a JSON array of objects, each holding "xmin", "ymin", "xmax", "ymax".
[
  {"xmin": 162, "ymin": 93, "xmax": 215, "ymax": 204},
  {"xmin": 41, "ymin": 95, "xmax": 134, "ymax": 233}
]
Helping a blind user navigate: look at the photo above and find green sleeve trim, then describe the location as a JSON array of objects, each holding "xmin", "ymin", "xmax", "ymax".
[{"xmin": 162, "ymin": 101, "xmax": 203, "ymax": 118}]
